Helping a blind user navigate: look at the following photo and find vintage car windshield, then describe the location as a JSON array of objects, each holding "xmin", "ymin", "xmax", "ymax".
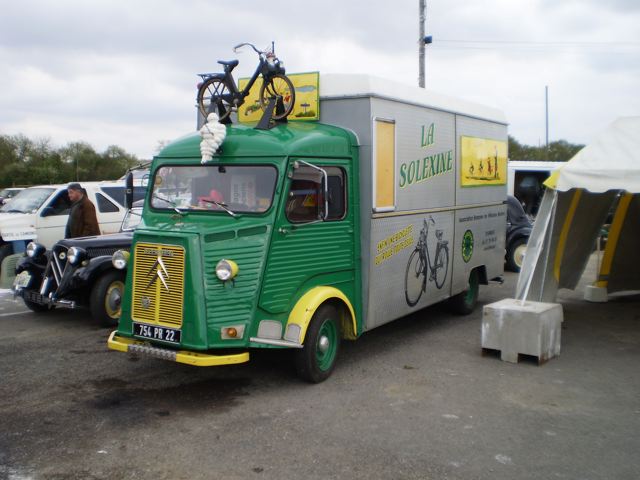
[
  {"xmin": 150, "ymin": 165, "xmax": 277, "ymax": 214},
  {"xmin": 0, "ymin": 187, "xmax": 55, "ymax": 213}
]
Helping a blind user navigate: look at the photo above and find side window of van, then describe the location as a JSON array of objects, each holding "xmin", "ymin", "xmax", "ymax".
[
  {"xmin": 44, "ymin": 190, "xmax": 71, "ymax": 216},
  {"xmin": 96, "ymin": 193, "xmax": 120, "ymax": 213},
  {"xmin": 100, "ymin": 186, "xmax": 146, "ymax": 207},
  {"xmin": 286, "ymin": 166, "xmax": 346, "ymax": 223}
]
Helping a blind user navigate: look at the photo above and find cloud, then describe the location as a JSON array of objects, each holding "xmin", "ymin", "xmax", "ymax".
[{"xmin": 1, "ymin": 0, "xmax": 638, "ymax": 159}]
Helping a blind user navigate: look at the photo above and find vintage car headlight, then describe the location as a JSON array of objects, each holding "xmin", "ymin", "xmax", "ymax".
[
  {"xmin": 215, "ymin": 259, "xmax": 238, "ymax": 281},
  {"xmin": 26, "ymin": 241, "xmax": 45, "ymax": 258},
  {"xmin": 67, "ymin": 246, "xmax": 86, "ymax": 265},
  {"xmin": 112, "ymin": 250, "xmax": 130, "ymax": 270}
]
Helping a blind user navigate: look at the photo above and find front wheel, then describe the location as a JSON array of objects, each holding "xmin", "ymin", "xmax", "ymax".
[
  {"xmin": 447, "ymin": 269, "xmax": 480, "ymax": 315},
  {"xmin": 294, "ymin": 304, "xmax": 341, "ymax": 383},
  {"xmin": 259, "ymin": 74, "xmax": 295, "ymax": 120},
  {"xmin": 90, "ymin": 270, "xmax": 126, "ymax": 328},
  {"xmin": 197, "ymin": 77, "xmax": 233, "ymax": 121}
]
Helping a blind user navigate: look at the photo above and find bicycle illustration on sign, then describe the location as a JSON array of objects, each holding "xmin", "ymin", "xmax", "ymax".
[{"xmin": 404, "ymin": 217, "xmax": 449, "ymax": 307}]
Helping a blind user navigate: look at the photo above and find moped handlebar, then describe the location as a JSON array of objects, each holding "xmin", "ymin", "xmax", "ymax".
[{"xmin": 233, "ymin": 42, "xmax": 263, "ymax": 55}]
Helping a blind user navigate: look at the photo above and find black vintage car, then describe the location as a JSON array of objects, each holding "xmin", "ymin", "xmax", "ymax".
[
  {"xmin": 13, "ymin": 206, "xmax": 141, "ymax": 326},
  {"xmin": 505, "ymin": 195, "xmax": 533, "ymax": 272}
]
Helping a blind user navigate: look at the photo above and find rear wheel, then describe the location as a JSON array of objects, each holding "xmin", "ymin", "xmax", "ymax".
[
  {"xmin": 0, "ymin": 244, "xmax": 13, "ymax": 275},
  {"xmin": 259, "ymin": 74, "xmax": 295, "ymax": 120},
  {"xmin": 448, "ymin": 269, "xmax": 479, "ymax": 315},
  {"xmin": 197, "ymin": 77, "xmax": 233, "ymax": 121},
  {"xmin": 506, "ymin": 237, "xmax": 528, "ymax": 272},
  {"xmin": 294, "ymin": 304, "xmax": 341, "ymax": 383},
  {"xmin": 90, "ymin": 270, "xmax": 126, "ymax": 328}
]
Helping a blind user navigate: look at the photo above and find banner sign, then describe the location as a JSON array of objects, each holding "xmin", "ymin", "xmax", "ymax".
[
  {"xmin": 238, "ymin": 72, "xmax": 320, "ymax": 123},
  {"xmin": 460, "ymin": 136, "xmax": 507, "ymax": 187}
]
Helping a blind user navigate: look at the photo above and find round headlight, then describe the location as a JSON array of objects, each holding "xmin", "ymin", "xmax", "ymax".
[
  {"xmin": 26, "ymin": 241, "xmax": 45, "ymax": 258},
  {"xmin": 67, "ymin": 246, "xmax": 86, "ymax": 265},
  {"xmin": 112, "ymin": 250, "xmax": 130, "ymax": 270},
  {"xmin": 215, "ymin": 259, "xmax": 239, "ymax": 281}
]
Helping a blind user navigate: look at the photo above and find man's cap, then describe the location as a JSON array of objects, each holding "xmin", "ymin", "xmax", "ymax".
[{"xmin": 67, "ymin": 182, "xmax": 83, "ymax": 191}]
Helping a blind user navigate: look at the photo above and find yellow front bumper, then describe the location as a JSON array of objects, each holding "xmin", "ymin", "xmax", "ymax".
[{"xmin": 107, "ymin": 331, "xmax": 250, "ymax": 367}]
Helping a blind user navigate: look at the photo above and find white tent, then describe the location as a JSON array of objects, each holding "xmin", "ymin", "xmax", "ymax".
[{"xmin": 516, "ymin": 117, "xmax": 640, "ymax": 302}]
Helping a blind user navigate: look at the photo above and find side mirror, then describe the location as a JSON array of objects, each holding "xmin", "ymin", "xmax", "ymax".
[{"xmin": 124, "ymin": 172, "xmax": 134, "ymax": 209}]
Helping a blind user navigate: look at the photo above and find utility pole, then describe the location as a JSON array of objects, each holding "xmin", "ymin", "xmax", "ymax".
[
  {"xmin": 418, "ymin": 1, "xmax": 432, "ymax": 88},
  {"xmin": 545, "ymin": 85, "xmax": 549, "ymax": 160},
  {"xmin": 419, "ymin": 0, "xmax": 426, "ymax": 88}
]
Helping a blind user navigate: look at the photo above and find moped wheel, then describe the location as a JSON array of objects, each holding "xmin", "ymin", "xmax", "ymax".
[
  {"xmin": 259, "ymin": 74, "xmax": 295, "ymax": 120},
  {"xmin": 405, "ymin": 249, "xmax": 425, "ymax": 307},
  {"xmin": 197, "ymin": 77, "xmax": 233, "ymax": 121},
  {"xmin": 294, "ymin": 304, "xmax": 341, "ymax": 383},
  {"xmin": 434, "ymin": 246, "xmax": 449, "ymax": 289}
]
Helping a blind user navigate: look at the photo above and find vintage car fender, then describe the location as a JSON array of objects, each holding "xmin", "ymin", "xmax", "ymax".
[{"xmin": 285, "ymin": 286, "xmax": 357, "ymax": 345}]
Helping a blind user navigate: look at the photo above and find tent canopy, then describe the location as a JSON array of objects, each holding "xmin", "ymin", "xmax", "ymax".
[{"xmin": 517, "ymin": 117, "xmax": 640, "ymax": 302}]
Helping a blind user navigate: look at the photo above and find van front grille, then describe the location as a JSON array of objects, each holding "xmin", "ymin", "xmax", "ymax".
[{"xmin": 131, "ymin": 243, "xmax": 185, "ymax": 327}]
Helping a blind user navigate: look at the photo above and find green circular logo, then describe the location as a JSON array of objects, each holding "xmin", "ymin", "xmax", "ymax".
[{"xmin": 462, "ymin": 229, "xmax": 474, "ymax": 263}]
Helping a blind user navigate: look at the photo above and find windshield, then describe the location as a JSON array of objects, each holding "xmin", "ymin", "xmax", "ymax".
[
  {"xmin": 0, "ymin": 187, "xmax": 55, "ymax": 213},
  {"xmin": 121, "ymin": 207, "xmax": 143, "ymax": 232},
  {"xmin": 150, "ymin": 165, "xmax": 277, "ymax": 213}
]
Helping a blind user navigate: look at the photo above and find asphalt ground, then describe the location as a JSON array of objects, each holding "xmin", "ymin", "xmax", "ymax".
[{"xmin": 0, "ymin": 256, "xmax": 638, "ymax": 480}]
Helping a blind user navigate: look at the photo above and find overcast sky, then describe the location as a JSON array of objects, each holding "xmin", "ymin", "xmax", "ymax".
[{"xmin": 1, "ymin": 0, "xmax": 638, "ymax": 159}]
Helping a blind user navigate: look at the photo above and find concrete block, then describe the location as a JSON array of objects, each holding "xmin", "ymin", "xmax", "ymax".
[
  {"xmin": 482, "ymin": 298, "xmax": 563, "ymax": 364},
  {"xmin": 584, "ymin": 285, "xmax": 608, "ymax": 303}
]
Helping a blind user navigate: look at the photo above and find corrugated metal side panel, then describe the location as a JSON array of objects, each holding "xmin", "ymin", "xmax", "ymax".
[
  {"xmin": 202, "ymin": 236, "xmax": 268, "ymax": 325},
  {"xmin": 259, "ymin": 222, "xmax": 354, "ymax": 313}
]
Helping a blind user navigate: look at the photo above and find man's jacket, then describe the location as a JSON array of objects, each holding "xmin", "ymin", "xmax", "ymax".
[{"xmin": 65, "ymin": 195, "xmax": 100, "ymax": 238}]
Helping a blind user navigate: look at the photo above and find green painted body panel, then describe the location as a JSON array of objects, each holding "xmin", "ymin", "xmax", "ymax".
[{"xmin": 116, "ymin": 122, "xmax": 363, "ymax": 352}]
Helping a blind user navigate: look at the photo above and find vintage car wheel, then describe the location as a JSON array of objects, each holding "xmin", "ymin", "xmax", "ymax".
[
  {"xmin": 90, "ymin": 270, "xmax": 126, "ymax": 328},
  {"xmin": 294, "ymin": 304, "xmax": 341, "ymax": 383},
  {"xmin": 506, "ymin": 237, "xmax": 528, "ymax": 273},
  {"xmin": 22, "ymin": 298, "xmax": 50, "ymax": 313},
  {"xmin": 447, "ymin": 269, "xmax": 479, "ymax": 315}
]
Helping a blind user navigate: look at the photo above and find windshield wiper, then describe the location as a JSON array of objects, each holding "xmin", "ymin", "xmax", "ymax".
[
  {"xmin": 4, "ymin": 209, "xmax": 25, "ymax": 213},
  {"xmin": 200, "ymin": 198, "xmax": 238, "ymax": 218},
  {"xmin": 152, "ymin": 193, "xmax": 186, "ymax": 216}
]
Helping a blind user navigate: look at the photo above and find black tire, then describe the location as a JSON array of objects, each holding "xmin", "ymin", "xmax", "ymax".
[
  {"xmin": 294, "ymin": 304, "xmax": 341, "ymax": 383},
  {"xmin": 506, "ymin": 237, "xmax": 528, "ymax": 273},
  {"xmin": 90, "ymin": 270, "xmax": 126, "ymax": 328},
  {"xmin": 448, "ymin": 269, "xmax": 479, "ymax": 315},
  {"xmin": 259, "ymin": 74, "xmax": 295, "ymax": 120},
  {"xmin": 434, "ymin": 246, "xmax": 449, "ymax": 289},
  {"xmin": 22, "ymin": 298, "xmax": 50, "ymax": 313},
  {"xmin": 0, "ymin": 244, "xmax": 13, "ymax": 275},
  {"xmin": 405, "ymin": 249, "xmax": 425, "ymax": 307},
  {"xmin": 197, "ymin": 77, "xmax": 233, "ymax": 121}
]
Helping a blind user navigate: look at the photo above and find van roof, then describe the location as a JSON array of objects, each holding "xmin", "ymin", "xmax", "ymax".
[
  {"xmin": 320, "ymin": 74, "xmax": 507, "ymax": 125},
  {"xmin": 159, "ymin": 122, "xmax": 357, "ymax": 159}
]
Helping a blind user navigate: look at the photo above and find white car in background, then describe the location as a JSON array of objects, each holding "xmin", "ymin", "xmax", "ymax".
[{"xmin": 0, "ymin": 182, "xmax": 146, "ymax": 272}]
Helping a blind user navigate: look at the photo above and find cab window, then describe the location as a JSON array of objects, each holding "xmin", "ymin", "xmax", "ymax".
[
  {"xmin": 44, "ymin": 190, "xmax": 71, "ymax": 216},
  {"xmin": 286, "ymin": 165, "xmax": 346, "ymax": 223}
]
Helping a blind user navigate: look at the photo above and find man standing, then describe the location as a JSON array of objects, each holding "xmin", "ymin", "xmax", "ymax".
[{"xmin": 65, "ymin": 183, "xmax": 100, "ymax": 238}]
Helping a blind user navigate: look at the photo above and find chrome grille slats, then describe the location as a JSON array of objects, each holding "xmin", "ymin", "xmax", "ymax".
[{"xmin": 131, "ymin": 243, "xmax": 185, "ymax": 327}]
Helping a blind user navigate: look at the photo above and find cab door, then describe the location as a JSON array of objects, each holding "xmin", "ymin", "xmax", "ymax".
[{"xmin": 259, "ymin": 159, "xmax": 355, "ymax": 315}]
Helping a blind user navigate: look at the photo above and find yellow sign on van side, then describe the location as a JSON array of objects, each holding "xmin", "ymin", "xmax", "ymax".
[{"xmin": 460, "ymin": 136, "xmax": 507, "ymax": 187}]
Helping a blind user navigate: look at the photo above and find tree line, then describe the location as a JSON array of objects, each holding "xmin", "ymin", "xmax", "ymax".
[
  {"xmin": 508, "ymin": 136, "xmax": 584, "ymax": 162},
  {"xmin": 0, "ymin": 134, "xmax": 140, "ymax": 188},
  {"xmin": 0, "ymin": 132, "xmax": 585, "ymax": 188}
]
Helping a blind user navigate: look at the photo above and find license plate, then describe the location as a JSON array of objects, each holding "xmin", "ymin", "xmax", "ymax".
[
  {"xmin": 13, "ymin": 271, "xmax": 31, "ymax": 289},
  {"xmin": 133, "ymin": 322, "xmax": 181, "ymax": 344}
]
